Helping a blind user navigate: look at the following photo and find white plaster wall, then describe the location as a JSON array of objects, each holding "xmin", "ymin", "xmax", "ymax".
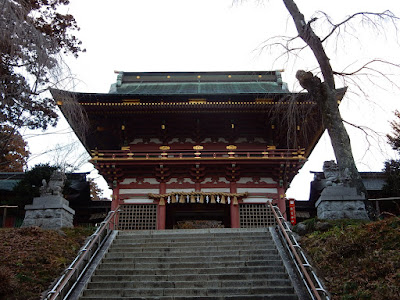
[
  {"xmin": 166, "ymin": 188, "xmax": 195, "ymax": 193},
  {"xmin": 123, "ymin": 199, "xmax": 154, "ymax": 204},
  {"xmin": 242, "ymin": 196, "xmax": 273, "ymax": 203},
  {"xmin": 254, "ymin": 137, "xmax": 267, "ymax": 143},
  {"xmin": 143, "ymin": 178, "xmax": 159, "ymax": 184},
  {"xmin": 130, "ymin": 138, "xmax": 143, "ymax": 144},
  {"xmin": 236, "ymin": 177, "xmax": 277, "ymax": 184},
  {"xmin": 120, "ymin": 178, "xmax": 136, "ymax": 184},
  {"xmin": 217, "ymin": 138, "xmax": 229, "ymax": 143},
  {"xmin": 202, "ymin": 177, "xmax": 230, "ymax": 184},
  {"xmin": 201, "ymin": 138, "xmax": 212, "ymax": 143},
  {"xmin": 120, "ymin": 178, "xmax": 159, "ymax": 185},
  {"xmin": 167, "ymin": 177, "xmax": 194, "ymax": 184},
  {"xmin": 201, "ymin": 188, "xmax": 230, "ymax": 193},
  {"xmin": 119, "ymin": 188, "xmax": 160, "ymax": 194},
  {"xmin": 168, "ymin": 138, "xmax": 179, "ymax": 144},
  {"xmin": 130, "ymin": 138, "xmax": 162, "ymax": 144},
  {"xmin": 234, "ymin": 137, "xmax": 247, "ymax": 143},
  {"xmin": 150, "ymin": 138, "xmax": 162, "ymax": 144},
  {"xmin": 237, "ymin": 188, "xmax": 278, "ymax": 194}
]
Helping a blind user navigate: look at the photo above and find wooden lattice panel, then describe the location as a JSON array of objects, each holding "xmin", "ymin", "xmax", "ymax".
[
  {"xmin": 118, "ymin": 204, "xmax": 157, "ymax": 230},
  {"xmin": 239, "ymin": 203, "xmax": 275, "ymax": 228}
]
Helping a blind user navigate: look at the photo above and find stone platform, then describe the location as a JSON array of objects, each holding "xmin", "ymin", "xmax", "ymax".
[
  {"xmin": 22, "ymin": 195, "xmax": 75, "ymax": 229},
  {"xmin": 316, "ymin": 186, "xmax": 369, "ymax": 220}
]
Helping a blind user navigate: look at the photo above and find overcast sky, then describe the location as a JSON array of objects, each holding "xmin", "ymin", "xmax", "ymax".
[{"xmin": 26, "ymin": 0, "xmax": 400, "ymax": 199}]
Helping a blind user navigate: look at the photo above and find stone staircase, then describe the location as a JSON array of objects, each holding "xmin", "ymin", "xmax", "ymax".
[{"xmin": 79, "ymin": 228, "xmax": 299, "ymax": 299}]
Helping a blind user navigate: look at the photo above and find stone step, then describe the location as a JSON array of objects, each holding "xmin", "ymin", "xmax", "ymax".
[
  {"xmin": 108, "ymin": 244, "xmax": 275, "ymax": 253},
  {"xmin": 96, "ymin": 259, "xmax": 283, "ymax": 270},
  {"xmin": 80, "ymin": 294, "xmax": 298, "ymax": 300},
  {"xmin": 82, "ymin": 286, "xmax": 295, "ymax": 298},
  {"xmin": 103, "ymin": 253, "xmax": 280, "ymax": 263},
  {"xmin": 86, "ymin": 278, "xmax": 293, "ymax": 290},
  {"xmin": 112, "ymin": 239, "xmax": 273, "ymax": 247},
  {"xmin": 94, "ymin": 265, "xmax": 288, "ymax": 276},
  {"xmin": 105, "ymin": 248, "xmax": 275, "ymax": 257},
  {"xmin": 117, "ymin": 228, "xmax": 270, "ymax": 237},
  {"xmin": 78, "ymin": 228, "xmax": 298, "ymax": 300},
  {"xmin": 89, "ymin": 272, "xmax": 290, "ymax": 283},
  {"xmin": 110, "ymin": 240, "xmax": 274, "ymax": 248},
  {"xmin": 114, "ymin": 234, "xmax": 273, "ymax": 243}
]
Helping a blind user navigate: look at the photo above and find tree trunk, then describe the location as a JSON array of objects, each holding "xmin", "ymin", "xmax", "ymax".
[{"xmin": 282, "ymin": 0, "xmax": 375, "ymax": 218}]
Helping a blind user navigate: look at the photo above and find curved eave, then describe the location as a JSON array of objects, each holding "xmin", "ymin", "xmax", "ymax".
[
  {"xmin": 50, "ymin": 89, "xmax": 305, "ymax": 103},
  {"xmin": 50, "ymin": 87, "xmax": 346, "ymax": 104},
  {"xmin": 78, "ymin": 101, "xmax": 319, "ymax": 115}
]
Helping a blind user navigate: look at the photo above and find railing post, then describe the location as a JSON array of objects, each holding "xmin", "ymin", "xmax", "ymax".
[
  {"xmin": 230, "ymin": 182, "xmax": 240, "ymax": 228},
  {"xmin": 157, "ymin": 182, "xmax": 166, "ymax": 230}
]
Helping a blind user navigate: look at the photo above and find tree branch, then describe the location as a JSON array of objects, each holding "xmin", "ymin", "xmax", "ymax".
[{"xmin": 320, "ymin": 10, "xmax": 399, "ymax": 43}]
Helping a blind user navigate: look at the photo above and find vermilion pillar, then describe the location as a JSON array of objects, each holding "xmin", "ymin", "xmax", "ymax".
[
  {"xmin": 111, "ymin": 184, "xmax": 120, "ymax": 230},
  {"xmin": 230, "ymin": 182, "xmax": 240, "ymax": 228},
  {"xmin": 157, "ymin": 182, "xmax": 166, "ymax": 230},
  {"xmin": 111, "ymin": 185, "xmax": 119, "ymax": 211},
  {"xmin": 277, "ymin": 186, "xmax": 287, "ymax": 219}
]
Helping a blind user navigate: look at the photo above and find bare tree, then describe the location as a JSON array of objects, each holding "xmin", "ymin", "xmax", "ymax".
[{"xmin": 267, "ymin": 0, "xmax": 400, "ymax": 219}]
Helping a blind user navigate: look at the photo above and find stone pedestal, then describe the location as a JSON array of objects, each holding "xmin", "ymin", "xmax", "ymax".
[
  {"xmin": 315, "ymin": 186, "xmax": 369, "ymax": 220},
  {"xmin": 22, "ymin": 195, "xmax": 75, "ymax": 229}
]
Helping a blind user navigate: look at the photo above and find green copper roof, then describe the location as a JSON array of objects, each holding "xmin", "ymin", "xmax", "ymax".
[{"xmin": 109, "ymin": 71, "xmax": 289, "ymax": 95}]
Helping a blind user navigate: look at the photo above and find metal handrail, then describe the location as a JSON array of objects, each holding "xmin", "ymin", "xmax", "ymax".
[
  {"xmin": 268, "ymin": 202, "xmax": 330, "ymax": 300},
  {"xmin": 43, "ymin": 208, "xmax": 119, "ymax": 300}
]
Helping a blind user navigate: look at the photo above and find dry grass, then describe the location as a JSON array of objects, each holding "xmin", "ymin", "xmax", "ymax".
[
  {"xmin": 0, "ymin": 226, "xmax": 93, "ymax": 300},
  {"xmin": 301, "ymin": 217, "xmax": 400, "ymax": 300}
]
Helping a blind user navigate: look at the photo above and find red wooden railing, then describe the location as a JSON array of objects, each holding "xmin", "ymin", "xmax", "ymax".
[{"xmin": 91, "ymin": 148, "xmax": 305, "ymax": 161}]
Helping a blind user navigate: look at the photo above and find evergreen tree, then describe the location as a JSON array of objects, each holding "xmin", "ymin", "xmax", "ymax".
[
  {"xmin": 10, "ymin": 163, "xmax": 58, "ymax": 208},
  {"xmin": 383, "ymin": 110, "xmax": 400, "ymax": 197}
]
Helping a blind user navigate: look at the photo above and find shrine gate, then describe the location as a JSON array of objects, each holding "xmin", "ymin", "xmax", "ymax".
[{"xmin": 53, "ymin": 71, "xmax": 344, "ymax": 230}]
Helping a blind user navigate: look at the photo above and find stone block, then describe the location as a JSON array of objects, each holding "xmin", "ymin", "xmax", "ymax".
[
  {"xmin": 22, "ymin": 195, "xmax": 75, "ymax": 230},
  {"xmin": 316, "ymin": 186, "xmax": 369, "ymax": 220}
]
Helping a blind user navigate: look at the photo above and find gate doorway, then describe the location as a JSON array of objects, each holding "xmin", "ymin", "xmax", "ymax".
[{"xmin": 166, "ymin": 203, "xmax": 231, "ymax": 229}]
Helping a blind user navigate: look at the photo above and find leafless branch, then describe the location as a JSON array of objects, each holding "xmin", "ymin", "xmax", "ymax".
[{"xmin": 319, "ymin": 10, "xmax": 399, "ymax": 43}]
